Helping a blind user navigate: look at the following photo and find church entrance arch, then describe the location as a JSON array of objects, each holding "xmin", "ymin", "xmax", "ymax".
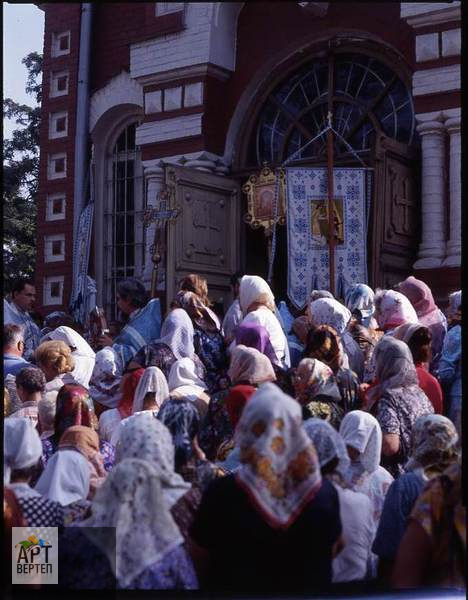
[{"xmin": 235, "ymin": 41, "xmax": 420, "ymax": 303}]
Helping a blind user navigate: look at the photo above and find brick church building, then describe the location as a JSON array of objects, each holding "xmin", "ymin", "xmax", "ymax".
[{"xmin": 35, "ymin": 2, "xmax": 461, "ymax": 319}]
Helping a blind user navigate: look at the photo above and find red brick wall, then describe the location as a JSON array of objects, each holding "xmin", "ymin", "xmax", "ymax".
[{"xmin": 35, "ymin": 3, "xmax": 82, "ymax": 316}]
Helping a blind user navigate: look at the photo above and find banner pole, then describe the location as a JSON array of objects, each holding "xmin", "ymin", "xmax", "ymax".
[{"xmin": 327, "ymin": 51, "xmax": 335, "ymax": 297}]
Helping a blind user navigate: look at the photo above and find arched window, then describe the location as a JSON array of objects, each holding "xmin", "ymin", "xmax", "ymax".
[
  {"xmin": 103, "ymin": 121, "xmax": 144, "ymax": 319},
  {"xmin": 253, "ymin": 52, "xmax": 416, "ymax": 166}
]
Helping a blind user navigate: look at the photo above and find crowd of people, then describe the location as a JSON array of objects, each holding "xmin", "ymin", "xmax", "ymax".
[{"xmin": 3, "ymin": 273, "xmax": 464, "ymax": 592}]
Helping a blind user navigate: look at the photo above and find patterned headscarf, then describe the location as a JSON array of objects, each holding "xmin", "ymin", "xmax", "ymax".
[
  {"xmin": 89, "ymin": 347, "xmax": 123, "ymax": 408},
  {"xmin": 235, "ymin": 382, "xmax": 322, "ymax": 529},
  {"xmin": 228, "ymin": 345, "xmax": 276, "ymax": 385},
  {"xmin": 374, "ymin": 289, "xmax": 418, "ymax": 331},
  {"xmin": 239, "ymin": 275, "xmax": 275, "ymax": 315},
  {"xmin": 235, "ymin": 322, "xmax": 277, "ymax": 364},
  {"xmin": 157, "ymin": 398, "xmax": 200, "ymax": 470},
  {"xmin": 397, "ymin": 276, "xmax": 442, "ymax": 327},
  {"xmin": 448, "ymin": 290, "xmax": 461, "ymax": 326},
  {"xmin": 54, "ymin": 384, "xmax": 98, "ymax": 442},
  {"xmin": 132, "ymin": 366, "xmax": 169, "ymax": 414},
  {"xmin": 294, "ymin": 358, "xmax": 341, "ymax": 404},
  {"xmin": 406, "ymin": 414, "xmax": 459, "ymax": 478},
  {"xmin": 158, "ymin": 308, "xmax": 195, "ymax": 359},
  {"xmin": 80, "ymin": 458, "xmax": 184, "ymax": 587},
  {"xmin": 225, "ymin": 385, "xmax": 256, "ymax": 429},
  {"xmin": 308, "ymin": 298, "xmax": 351, "ymax": 335},
  {"xmin": 339, "ymin": 410, "xmax": 382, "ymax": 475},
  {"xmin": 310, "ymin": 290, "xmax": 334, "ymax": 302},
  {"xmin": 367, "ymin": 336, "xmax": 419, "ymax": 407},
  {"xmin": 305, "ymin": 324, "xmax": 343, "ymax": 373},
  {"xmin": 114, "ymin": 411, "xmax": 190, "ymax": 507},
  {"xmin": 392, "ymin": 322, "xmax": 427, "ymax": 345},
  {"xmin": 176, "ymin": 291, "xmax": 219, "ymax": 333},
  {"xmin": 303, "ymin": 418, "xmax": 350, "ymax": 477},
  {"xmin": 117, "ymin": 368, "xmax": 145, "ymax": 419},
  {"xmin": 345, "ymin": 284, "xmax": 375, "ymax": 326}
]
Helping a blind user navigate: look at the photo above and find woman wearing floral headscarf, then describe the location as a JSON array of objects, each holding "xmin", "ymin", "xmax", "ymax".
[
  {"xmin": 303, "ymin": 419, "xmax": 375, "ymax": 584},
  {"xmin": 367, "ymin": 337, "xmax": 434, "ymax": 478},
  {"xmin": 373, "ymin": 289, "xmax": 418, "ymax": 334},
  {"xmin": 396, "ymin": 276, "xmax": 447, "ymax": 372},
  {"xmin": 308, "ymin": 297, "xmax": 364, "ymax": 380},
  {"xmin": 293, "ymin": 358, "xmax": 344, "ymax": 428},
  {"xmin": 58, "ymin": 458, "xmax": 198, "ymax": 589},
  {"xmin": 373, "ymin": 415, "xmax": 459, "ymax": 581},
  {"xmin": 189, "ymin": 382, "xmax": 342, "ymax": 592},
  {"xmin": 41, "ymin": 383, "xmax": 115, "ymax": 474},
  {"xmin": 305, "ymin": 325, "xmax": 360, "ymax": 413},
  {"xmin": 339, "ymin": 411, "xmax": 393, "ymax": 530},
  {"xmin": 198, "ymin": 345, "xmax": 276, "ymax": 460},
  {"xmin": 438, "ymin": 290, "xmax": 461, "ymax": 435}
]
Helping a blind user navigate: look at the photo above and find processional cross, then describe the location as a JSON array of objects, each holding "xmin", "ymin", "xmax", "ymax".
[{"xmin": 141, "ymin": 188, "xmax": 180, "ymax": 298}]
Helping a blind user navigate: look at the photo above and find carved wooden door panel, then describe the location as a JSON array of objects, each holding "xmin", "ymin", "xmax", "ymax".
[
  {"xmin": 370, "ymin": 136, "xmax": 420, "ymax": 289},
  {"xmin": 165, "ymin": 165, "xmax": 241, "ymax": 311}
]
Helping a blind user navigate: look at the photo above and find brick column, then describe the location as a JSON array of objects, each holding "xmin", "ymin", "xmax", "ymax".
[
  {"xmin": 413, "ymin": 120, "xmax": 446, "ymax": 269},
  {"xmin": 442, "ymin": 117, "xmax": 461, "ymax": 267}
]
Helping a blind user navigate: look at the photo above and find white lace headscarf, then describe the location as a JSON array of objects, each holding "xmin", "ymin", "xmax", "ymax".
[
  {"xmin": 367, "ymin": 336, "xmax": 419, "ymax": 407},
  {"xmin": 239, "ymin": 275, "xmax": 275, "ymax": 316},
  {"xmin": 228, "ymin": 345, "xmax": 276, "ymax": 385},
  {"xmin": 392, "ymin": 322, "xmax": 426, "ymax": 345},
  {"xmin": 448, "ymin": 290, "xmax": 461, "ymax": 318},
  {"xmin": 88, "ymin": 347, "xmax": 123, "ymax": 408},
  {"xmin": 303, "ymin": 418, "xmax": 350, "ymax": 477},
  {"xmin": 235, "ymin": 382, "xmax": 322, "ymax": 529},
  {"xmin": 339, "ymin": 410, "xmax": 382, "ymax": 475},
  {"xmin": 168, "ymin": 357, "xmax": 206, "ymax": 392},
  {"xmin": 308, "ymin": 298, "xmax": 351, "ymax": 335},
  {"xmin": 80, "ymin": 458, "xmax": 184, "ymax": 587},
  {"xmin": 4, "ymin": 417, "xmax": 43, "ymax": 484},
  {"xmin": 35, "ymin": 449, "xmax": 91, "ymax": 505},
  {"xmin": 114, "ymin": 411, "xmax": 190, "ymax": 508},
  {"xmin": 132, "ymin": 366, "xmax": 169, "ymax": 414},
  {"xmin": 41, "ymin": 326, "xmax": 96, "ymax": 388},
  {"xmin": 374, "ymin": 289, "xmax": 418, "ymax": 331},
  {"xmin": 158, "ymin": 308, "xmax": 195, "ymax": 359}
]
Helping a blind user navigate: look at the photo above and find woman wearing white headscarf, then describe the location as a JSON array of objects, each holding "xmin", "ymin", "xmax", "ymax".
[
  {"xmin": 339, "ymin": 411, "xmax": 393, "ymax": 530},
  {"xmin": 88, "ymin": 347, "xmax": 123, "ymax": 410},
  {"xmin": 189, "ymin": 383, "xmax": 342, "ymax": 592},
  {"xmin": 132, "ymin": 366, "xmax": 169, "ymax": 415},
  {"xmin": 237, "ymin": 275, "xmax": 290, "ymax": 368},
  {"xmin": 367, "ymin": 337, "xmax": 434, "ymax": 478},
  {"xmin": 58, "ymin": 458, "xmax": 198, "ymax": 589},
  {"xmin": 168, "ymin": 357, "xmax": 210, "ymax": 418},
  {"xmin": 308, "ymin": 297, "xmax": 364, "ymax": 380},
  {"xmin": 303, "ymin": 419, "xmax": 375, "ymax": 584},
  {"xmin": 127, "ymin": 308, "xmax": 200, "ymax": 379},
  {"xmin": 439, "ymin": 289, "xmax": 461, "ymax": 434},
  {"xmin": 35, "ymin": 449, "xmax": 91, "ymax": 505},
  {"xmin": 40, "ymin": 326, "xmax": 96, "ymax": 388},
  {"xmin": 373, "ymin": 289, "xmax": 418, "ymax": 334},
  {"xmin": 4, "ymin": 417, "xmax": 64, "ymax": 526}
]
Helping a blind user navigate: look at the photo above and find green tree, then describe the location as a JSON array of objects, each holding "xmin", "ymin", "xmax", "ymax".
[{"xmin": 3, "ymin": 51, "xmax": 42, "ymax": 291}]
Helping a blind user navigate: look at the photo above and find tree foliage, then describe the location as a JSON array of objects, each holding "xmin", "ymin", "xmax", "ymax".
[{"xmin": 3, "ymin": 52, "xmax": 42, "ymax": 291}]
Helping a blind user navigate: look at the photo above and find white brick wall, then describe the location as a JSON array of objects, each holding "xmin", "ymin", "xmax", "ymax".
[
  {"xmin": 413, "ymin": 64, "xmax": 460, "ymax": 96},
  {"xmin": 442, "ymin": 29, "xmax": 461, "ymax": 57},
  {"xmin": 401, "ymin": 2, "xmax": 460, "ymax": 19},
  {"xmin": 136, "ymin": 113, "xmax": 203, "ymax": 145},
  {"xmin": 89, "ymin": 71, "xmax": 143, "ymax": 132},
  {"xmin": 415, "ymin": 33, "xmax": 439, "ymax": 62}
]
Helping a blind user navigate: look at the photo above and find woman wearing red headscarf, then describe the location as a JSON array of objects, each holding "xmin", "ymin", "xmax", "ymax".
[{"xmin": 98, "ymin": 368, "xmax": 145, "ymax": 446}]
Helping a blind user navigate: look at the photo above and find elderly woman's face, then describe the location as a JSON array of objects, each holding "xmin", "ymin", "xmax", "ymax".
[{"xmin": 292, "ymin": 365, "xmax": 310, "ymax": 399}]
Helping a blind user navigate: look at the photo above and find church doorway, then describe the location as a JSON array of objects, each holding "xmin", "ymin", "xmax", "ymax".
[{"xmin": 234, "ymin": 41, "xmax": 421, "ymax": 306}]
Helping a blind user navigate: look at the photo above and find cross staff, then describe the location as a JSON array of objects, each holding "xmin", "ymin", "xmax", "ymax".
[
  {"xmin": 141, "ymin": 188, "xmax": 180, "ymax": 298},
  {"xmin": 326, "ymin": 49, "xmax": 336, "ymax": 296}
]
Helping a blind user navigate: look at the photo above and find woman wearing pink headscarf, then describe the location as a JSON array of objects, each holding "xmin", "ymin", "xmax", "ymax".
[{"xmin": 396, "ymin": 276, "xmax": 447, "ymax": 373}]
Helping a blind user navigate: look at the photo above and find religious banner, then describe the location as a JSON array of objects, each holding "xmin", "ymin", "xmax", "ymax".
[
  {"xmin": 286, "ymin": 167, "xmax": 369, "ymax": 309},
  {"xmin": 69, "ymin": 202, "xmax": 95, "ymax": 324}
]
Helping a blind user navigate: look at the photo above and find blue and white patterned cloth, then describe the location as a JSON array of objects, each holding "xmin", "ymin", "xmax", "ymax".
[{"xmin": 286, "ymin": 168, "xmax": 368, "ymax": 309}]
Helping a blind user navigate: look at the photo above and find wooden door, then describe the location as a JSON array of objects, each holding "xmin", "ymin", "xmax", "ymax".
[
  {"xmin": 370, "ymin": 135, "xmax": 420, "ymax": 289},
  {"xmin": 165, "ymin": 165, "xmax": 241, "ymax": 312}
]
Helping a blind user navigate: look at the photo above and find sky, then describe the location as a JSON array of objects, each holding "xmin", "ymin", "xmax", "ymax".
[{"xmin": 3, "ymin": 3, "xmax": 45, "ymax": 139}]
